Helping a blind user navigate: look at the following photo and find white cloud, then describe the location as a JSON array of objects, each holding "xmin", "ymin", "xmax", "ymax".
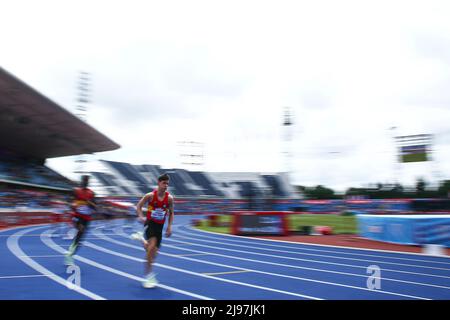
[{"xmin": 2, "ymin": 0, "xmax": 450, "ymax": 192}]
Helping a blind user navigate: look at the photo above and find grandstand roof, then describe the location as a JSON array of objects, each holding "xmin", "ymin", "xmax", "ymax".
[{"xmin": 0, "ymin": 67, "xmax": 120, "ymax": 159}]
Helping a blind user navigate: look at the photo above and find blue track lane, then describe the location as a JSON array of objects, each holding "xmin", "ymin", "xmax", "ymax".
[{"xmin": 1, "ymin": 215, "xmax": 449, "ymax": 300}]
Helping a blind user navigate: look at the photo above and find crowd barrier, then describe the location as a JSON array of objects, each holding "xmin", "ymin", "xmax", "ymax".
[
  {"xmin": 0, "ymin": 209, "xmax": 132, "ymax": 230},
  {"xmin": 0, "ymin": 211, "xmax": 71, "ymax": 229}
]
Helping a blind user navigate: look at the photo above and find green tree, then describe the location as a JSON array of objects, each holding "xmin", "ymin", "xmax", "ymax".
[
  {"xmin": 415, "ymin": 178, "xmax": 427, "ymax": 198},
  {"xmin": 438, "ymin": 180, "xmax": 450, "ymax": 198},
  {"xmin": 305, "ymin": 185, "xmax": 336, "ymax": 199},
  {"xmin": 416, "ymin": 178, "xmax": 426, "ymax": 193}
]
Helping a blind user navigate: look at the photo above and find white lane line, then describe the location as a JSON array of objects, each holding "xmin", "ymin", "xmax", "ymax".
[
  {"xmin": 40, "ymin": 229, "xmax": 212, "ymax": 301},
  {"xmin": 166, "ymin": 240, "xmax": 450, "ymax": 290},
  {"xmin": 18, "ymin": 255, "xmax": 64, "ymax": 258},
  {"xmin": 0, "ymin": 275, "xmax": 58, "ymax": 279},
  {"xmin": 101, "ymin": 227, "xmax": 431, "ymax": 300},
  {"xmin": 180, "ymin": 225, "xmax": 450, "ymax": 265},
  {"xmin": 185, "ymin": 224, "xmax": 450, "ymax": 260},
  {"xmin": 168, "ymin": 235, "xmax": 450, "ymax": 279},
  {"xmin": 176, "ymin": 226, "xmax": 450, "ymax": 269},
  {"xmin": 167, "ymin": 233, "xmax": 450, "ymax": 280},
  {"xmin": 6, "ymin": 226, "xmax": 105, "ymax": 300},
  {"xmin": 176, "ymin": 253, "xmax": 212, "ymax": 257},
  {"xmin": 161, "ymin": 246, "xmax": 432, "ymax": 300},
  {"xmin": 119, "ymin": 226, "xmax": 449, "ymax": 291},
  {"xmin": 121, "ymin": 225, "xmax": 450, "ymax": 281},
  {"xmin": 98, "ymin": 226, "xmax": 321, "ymax": 299},
  {"xmin": 56, "ymin": 236, "xmax": 131, "ymax": 240},
  {"xmin": 203, "ymin": 270, "xmax": 253, "ymax": 276},
  {"xmin": 0, "ymin": 235, "xmax": 56, "ymax": 237},
  {"xmin": 83, "ymin": 239, "xmax": 321, "ymax": 300},
  {"xmin": 0, "ymin": 224, "xmax": 52, "ymax": 234}
]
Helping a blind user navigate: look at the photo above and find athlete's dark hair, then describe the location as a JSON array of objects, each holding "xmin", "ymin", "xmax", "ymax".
[
  {"xmin": 158, "ymin": 173, "xmax": 170, "ymax": 182},
  {"xmin": 81, "ymin": 175, "xmax": 90, "ymax": 187}
]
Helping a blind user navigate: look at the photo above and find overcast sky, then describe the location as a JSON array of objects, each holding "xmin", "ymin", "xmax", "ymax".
[{"xmin": 1, "ymin": 0, "xmax": 450, "ymax": 192}]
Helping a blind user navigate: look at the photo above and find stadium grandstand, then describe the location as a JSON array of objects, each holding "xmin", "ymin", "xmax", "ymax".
[
  {"xmin": 87, "ymin": 159, "xmax": 299, "ymax": 199},
  {"xmin": 0, "ymin": 66, "xmax": 120, "ymax": 213}
]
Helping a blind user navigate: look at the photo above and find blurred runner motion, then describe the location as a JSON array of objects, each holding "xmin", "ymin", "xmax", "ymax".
[
  {"xmin": 64, "ymin": 175, "xmax": 96, "ymax": 265},
  {"xmin": 133, "ymin": 173, "xmax": 174, "ymax": 288}
]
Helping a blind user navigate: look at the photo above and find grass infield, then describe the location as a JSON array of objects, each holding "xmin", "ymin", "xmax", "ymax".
[{"xmin": 195, "ymin": 213, "xmax": 358, "ymax": 235}]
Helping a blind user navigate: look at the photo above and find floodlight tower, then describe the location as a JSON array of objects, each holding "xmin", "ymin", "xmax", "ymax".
[
  {"xmin": 429, "ymin": 134, "xmax": 444, "ymax": 187},
  {"xmin": 389, "ymin": 126, "xmax": 401, "ymax": 185},
  {"xmin": 177, "ymin": 140, "xmax": 205, "ymax": 171},
  {"xmin": 74, "ymin": 71, "xmax": 92, "ymax": 176},
  {"xmin": 75, "ymin": 72, "xmax": 91, "ymax": 122},
  {"xmin": 282, "ymin": 106, "xmax": 293, "ymax": 183}
]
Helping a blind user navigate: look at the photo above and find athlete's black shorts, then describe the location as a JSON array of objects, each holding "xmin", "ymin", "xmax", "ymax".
[
  {"xmin": 73, "ymin": 216, "xmax": 90, "ymax": 229},
  {"xmin": 144, "ymin": 220, "xmax": 164, "ymax": 248}
]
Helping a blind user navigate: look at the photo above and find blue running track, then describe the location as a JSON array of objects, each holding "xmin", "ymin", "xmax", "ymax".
[{"xmin": 1, "ymin": 215, "xmax": 449, "ymax": 300}]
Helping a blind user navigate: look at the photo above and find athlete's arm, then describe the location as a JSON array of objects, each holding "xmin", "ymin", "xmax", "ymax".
[
  {"xmin": 165, "ymin": 195, "xmax": 174, "ymax": 237},
  {"xmin": 70, "ymin": 189, "xmax": 77, "ymax": 211},
  {"xmin": 136, "ymin": 193, "xmax": 153, "ymax": 223},
  {"xmin": 87, "ymin": 200, "xmax": 97, "ymax": 209},
  {"xmin": 87, "ymin": 191, "xmax": 97, "ymax": 210}
]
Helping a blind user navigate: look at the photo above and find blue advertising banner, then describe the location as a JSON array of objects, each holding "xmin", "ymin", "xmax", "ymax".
[{"xmin": 357, "ymin": 214, "xmax": 450, "ymax": 247}]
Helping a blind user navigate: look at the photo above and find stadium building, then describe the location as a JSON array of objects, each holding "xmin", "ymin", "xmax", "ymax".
[{"xmin": 0, "ymin": 66, "xmax": 120, "ymax": 210}]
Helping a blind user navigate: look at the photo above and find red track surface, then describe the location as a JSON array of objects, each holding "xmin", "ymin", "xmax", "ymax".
[{"xmin": 256, "ymin": 234, "xmax": 450, "ymax": 256}]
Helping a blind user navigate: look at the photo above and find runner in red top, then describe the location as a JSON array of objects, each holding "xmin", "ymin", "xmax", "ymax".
[
  {"xmin": 136, "ymin": 173, "xmax": 174, "ymax": 288},
  {"xmin": 64, "ymin": 175, "xmax": 97, "ymax": 265}
]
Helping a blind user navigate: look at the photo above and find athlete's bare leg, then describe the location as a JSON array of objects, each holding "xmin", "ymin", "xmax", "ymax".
[
  {"xmin": 144, "ymin": 237, "xmax": 158, "ymax": 276},
  {"xmin": 65, "ymin": 220, "xmax": 87, "ymax": 264},
  {"xmin": 68, "ymin": 222, "xmax": 85, "ymax": 254}
]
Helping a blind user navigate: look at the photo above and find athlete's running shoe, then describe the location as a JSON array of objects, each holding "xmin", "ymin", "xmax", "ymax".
[
  {"xmin": 64, "ymin": 254, "xmax": 74, "ymax": 266},
  {"xmin": 142, "ymin": 273, "xmax": 158, "ymax": 288},
  {"xmin": 131, "ymin": 231, "xmax": 145, "ymax": 241}
]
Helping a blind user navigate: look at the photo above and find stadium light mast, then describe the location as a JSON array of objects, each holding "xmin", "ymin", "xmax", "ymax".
[
  {"xmin": 177, "ymin": 140, "xmax": 205, "ymax": 171},
  {"xmin": 389, "ymin": 126, "xmax": 401, "ymax": 185},
  {"xmin": 429, "ymin": 134, "xmax": 444, "ymax": 187},
  {"xmin": 75, "ymin": 71, "xmax": 91, "ymax": 122},
  {"xmin": 74, "ymin": 71, "xmax": 92, "ymax": 177},
  {"xmin": 282, "ymin": 106, "xmax": 293, "ymax": 183}
]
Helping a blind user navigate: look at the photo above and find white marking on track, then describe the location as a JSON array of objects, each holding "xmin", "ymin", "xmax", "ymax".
[
  {"xmin": 166, "ymin": 232, "xmax": 450, "ymax": 280},
  {"xmin": 83, "ymin": 240, "xmax": 322, "ymax": 300},
  {"xmin": 41, "ymin": 229, "xmax": 213, "ymax": 300},
  {"xmin": 176, "ymin": 225, "xmax": 450, "ymax": 268},
  {"xmin": 0, "ymin": 274, "xmax": 57, "ymax": 279},
  {"xmin": 98, "ymin": 226, "xmax": 432, "ymax": 299},
  {"xmin": 6, "ymin": 226, "xmax": 105, "ymax": 300},
  {"xmin": 185, "ymin": 224, "xmax": 450, "ymax": 260}
]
